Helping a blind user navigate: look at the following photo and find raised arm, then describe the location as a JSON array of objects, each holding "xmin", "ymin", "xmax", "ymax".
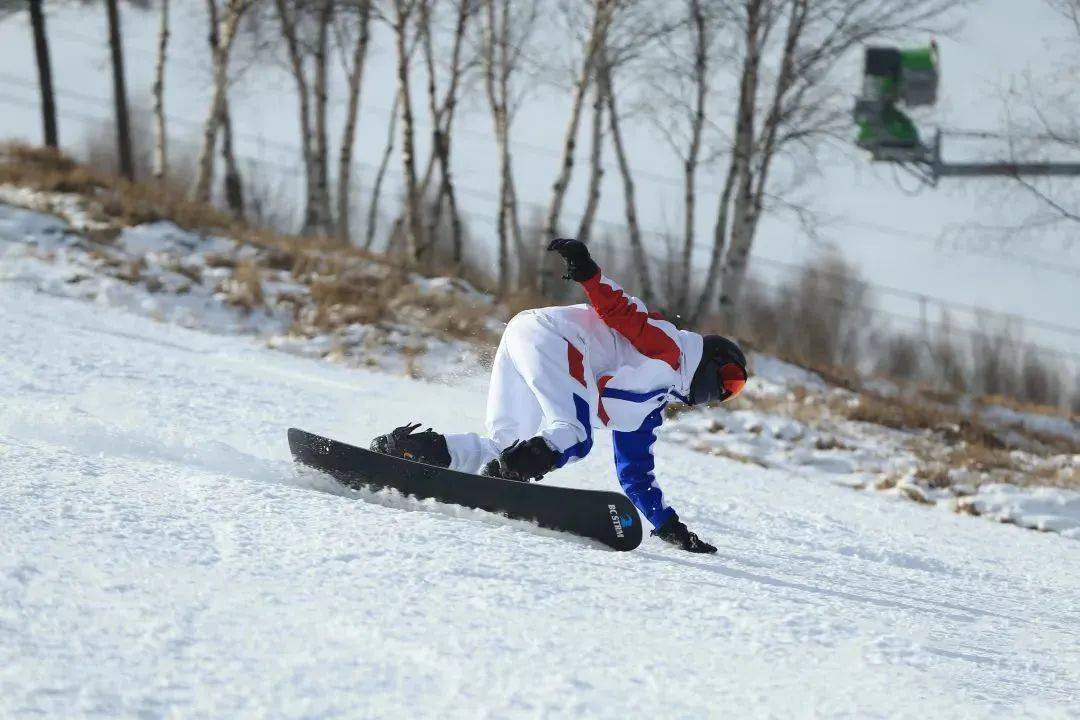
[{"xmin": 547, "ymin": 238, "xmax": 680, "ymax": 370}]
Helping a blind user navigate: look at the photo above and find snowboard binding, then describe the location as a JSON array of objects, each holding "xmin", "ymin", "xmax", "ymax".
[
  {"xmin": 481, "ymin": 437, "xmax": 560, "ymax": 483},
  {"xmin": 370, "ymin": 423, "xmax": 451, "ymax": 468}
]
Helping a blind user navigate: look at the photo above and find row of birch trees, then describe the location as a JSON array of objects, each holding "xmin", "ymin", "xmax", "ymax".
[{"xmin": 18, "ymin": 0, "xmax": 967, "ymax": 322}]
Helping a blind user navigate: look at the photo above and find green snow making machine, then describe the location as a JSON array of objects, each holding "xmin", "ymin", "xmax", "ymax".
[{"xmin": 854, "ymin": 43, "xmax": 939, "ymax": 161}]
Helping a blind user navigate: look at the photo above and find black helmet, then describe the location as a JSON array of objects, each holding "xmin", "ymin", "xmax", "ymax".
[{"xmin": 688, "ymin": 335, "xmax": 747, "ymax": 406}]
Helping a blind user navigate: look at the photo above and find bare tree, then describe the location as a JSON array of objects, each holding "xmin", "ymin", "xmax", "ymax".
[
  {"xmin": 393, "ymin": 0, "xmax": 425, "ymax": 263},
  {"xmin": 273, "ymin": 0, "xmax": 336, "ymax": 235},
  {"xmin": 975, "ymin": 0, "xmax": 1080, "ymax": 236},
  {"xmin": 684, "ymin": 0, "xmax": 966, "ymax": 326},
  {"xmin": 192, "ymin": 0, "xmax": 251, "ymax": 202},
  {"xmin": 365, "ymin": 93, "xmax": 400, "ymax": 251},
  {"xmin": 336, "ymin": 0, "xmax": 373, "ymax": 245},
  {"xmin": 481, "ymin": 0, "xmax": 542, "ymax": 291},
  {"xmin": 540, "ymin": 0, "xmax": 616, "ymax": 294},
  {"xmin": 575, "ymin": 78, "xmax": 604, "ymax": 244},
  {"xmin": 417, "ymin": 0, "xmax": 474, "ymax": 264},
  {"xmin": 363, "ymin": 15, "xmax": 428, "ymax": 252},
  {"xmin": 648, "ymin": 0, "xmax": 715, "ymax": 317},
  {"xmin": 152, "ymin": 0, "xmax": 170, "ymax": 181},
  {"xmin": 220, "ymin": 101, "xmax": 245, "ymax": 215},
  {"xmin": 27, "ymin": 0, "xmax": 58, "ymax": 148},
  {"xmin": 206, "ymin": 0, "xmax": 245, "ymax": 214},
  {"xmin": 635, "ymin": 0, "xmax": 724, "ymax": 316},
  {"xmin": 312, "ymin": 0, "xmax": 334, "ymax": 233},
  {"xmin": 601, "ymin": 51, "xmax": 654, "ymax": 303},
  {"xmin": 105, "ymin": 0, "xmax": 134, "ymax": 179},
  {"xmin": 594, "ymin": 3, "xmax": 683, "ymax": 305}
]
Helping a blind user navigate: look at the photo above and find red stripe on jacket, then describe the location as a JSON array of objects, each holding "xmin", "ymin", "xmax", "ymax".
[
  {"xmin": 580, "ymin": 272, "xmax": 681, "ymax": 371},
  {"xmin": 597, "ymin": 374, "xmax": 613, "ymax": 425},
  {"xmin": 567, "ymin": 341, "xmax": 587, "ymax": 387}
]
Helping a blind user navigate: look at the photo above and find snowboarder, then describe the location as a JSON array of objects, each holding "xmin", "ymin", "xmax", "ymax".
[{"xmin": 371, "ymin": 239, "xmax": 748, "ymax": 553}]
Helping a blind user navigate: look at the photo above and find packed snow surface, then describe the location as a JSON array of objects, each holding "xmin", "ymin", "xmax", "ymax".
[{"xmin": 2, "ymin": 283, "xmax": 1079, "ymax": 718}]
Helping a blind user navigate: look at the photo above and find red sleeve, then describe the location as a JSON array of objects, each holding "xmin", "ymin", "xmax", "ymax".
[{"xmin": 580, "ymin": 272, "xmax": 681, "ymax": 370}]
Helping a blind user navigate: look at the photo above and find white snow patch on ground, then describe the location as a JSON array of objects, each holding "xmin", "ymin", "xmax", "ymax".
[
  {"xmin": 979, "ymin": 403, "xmax": 1080, "ymax": 444},
  {"xmin": 0, "ymin": 201, "xmax": 487, "ymax": 381},
  {"xmin": 2, "ymin": 268, "xmax": 1080, "ymax": 717},
  {"xmin": 959, "ymin": 484, "xmax": 1080, "ymax": 538},
  {"xmin": 663, "ymin": 359, "xmax": 1079, "ymax": 540}
]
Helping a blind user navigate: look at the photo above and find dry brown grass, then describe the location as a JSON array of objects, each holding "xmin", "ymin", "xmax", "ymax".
[
  {"xmin": 738, "ymin": 383, "xmax": 1077, "ymax": 489},
  {"xmin": 502, "ymin": 289, "xmax": 550, "ymax": 318},
  {"xmin": 690, "ymin": 442, "xmax": 771, "ymax": 468},
  {"xmin": 1, "ymin": 142, "xmax": 239, "ymax": 232},
  {"xmin": 0, "ymin": 143, "xmax": 398, "ymax": 276},
  {"xmin": 223, "ymin": 260, "xmax": 265, "ymax": 312},
  {"xmin": 913, "ymin": 441, "xmax": 1079, "ymax": 491},
  {"xmin": 0, "ymin": 143, "xmax": 106, "ymax": 193},
  {"xmin": 303, "ymin": 273, "xmax": 397, "ymax": 329},
  {"xmin": 168, "ymin": 259, "xmax": 204, "ymax": 285},
  {"xmin": 976, "ymin": 393, "xmax": 1078, "ymax": 422},
  {"xmin": 1, "ymin": 144, "xmax": 493, "ymax": 344},
  {"xmin": 388, "ymin": 283, "xmax": 498, "ymax": 343},
  {"xmin": 114, "ymin": 256, "xmax": 146, "ymax": 285}
]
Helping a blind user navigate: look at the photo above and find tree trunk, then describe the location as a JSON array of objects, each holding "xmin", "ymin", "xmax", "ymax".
[
  {"xmin": 690, "ymin": 153, "xmax": 738, "ymax": 324},
  {"xmin": 394, "ymin": 0, "xmax": 423, "ymax": 264},
  {"xmin": 483, "ymin": 0, "xmax": 523, "ymax": 294},
  {"xmin": 418, "ymin": 0, "xmax": 469, "ymax": 263},
  {"xmin": 418, "ymin": 0, "xmax": 440, "ymax": 199},
  {"xmin": 506, "ymin": 166, "xmax": 523, "ymax": 284},
  {"xmin": 540, "ymin": 0, "xmax": 614, "ymax": 294},
  {"xmin": 717, "ymin": 0, "xmax": 763, "ymax": 328},
  {"xmin": 717, "ymin": 0, "xmax": 805, "ymax": 328},
  {"xmin": 220, "ymin": 99, "xmax": 244, "ymax": 217},
  {"xmin": 602, "ymin": 55, "xmax": 654, "ymax": 305},
  {"xmin": 192, "ymin": 0, "xmax": 244, "ymax": 203},
  {"xmin": 575, "ymin": 78, "xmax": 604, "ymax": 244},
  {"xmin": 482, "ymin": 0, "xmax": 508, "ymax": 292},
  {"xmin": 364, "ymin": 93, "xmax": 399, "ymax": 251},
  {"xmin": 440, "ymin": 3, "xmax": 470, "ymax": 265},
  {"xmin": 337, "ymin": 0, "xmax": 373, "ymax": 246},
  {"xmin": 152, "ymin": 0, "xmax": 170, "ymax": 182},
  {"xmin": 105, "ymin": 0, "xmax": 134, "ymax": 180},
  {"xmin": 445, "ymin": 168, "xmax": 464, "ymax": 265},
  {"xmin": 274, "ymin": 0, "xmax": 318, "ymax": 234},
  {"xmin": 28, "ymin": 0, "xmax": 58, "ymax": 149},
  {"xmin": 419, "ymin": 0, "xmax": 469, "ymax": 194},
  {"xmin": 311, "ymin": 0, "xmax": 334, "ymax": 236},
  {"xmin": 419, "ymin": 0, "xmax": 445, "ymax": 255},
  {"xmin": 741, "ymin": 0, "xmax": 808, "ymax": 246},
  {"xmin": 676, "ymin": 0, "xmax": 708, "ymax": 317}
]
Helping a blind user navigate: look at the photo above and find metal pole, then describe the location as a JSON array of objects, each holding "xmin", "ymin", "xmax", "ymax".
[{"xmin": 937, "ymin": 162, "xmax": 1080, "ymax": 178}]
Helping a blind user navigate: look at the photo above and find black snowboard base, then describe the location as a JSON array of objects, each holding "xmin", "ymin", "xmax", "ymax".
[{"xmin": 288, "ymin": 428, "xmax": 643, "ymax": 551}]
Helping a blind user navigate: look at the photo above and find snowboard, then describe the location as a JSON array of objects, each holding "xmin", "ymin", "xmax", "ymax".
[{"xmin": 288, "ymin": 428, "xmax": 643, "ymax": 551}]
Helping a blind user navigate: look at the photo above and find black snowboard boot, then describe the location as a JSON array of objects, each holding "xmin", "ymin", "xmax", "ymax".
[
  {"xmin": 481, "ymin": 437, "xmax": 560, "ymax": 483},
  {"xmin": 370, "ymin": 423, "xmax": 451, "ymax": 468}
]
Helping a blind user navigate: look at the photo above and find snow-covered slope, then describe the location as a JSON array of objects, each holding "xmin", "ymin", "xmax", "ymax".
[
  {"xmin": 2, "ymin": 282, "xmax": 1079, "ymax": 718},
  {"xmin": 4, "ymin": 196, "xmax": 1078, "ymax": 541}
]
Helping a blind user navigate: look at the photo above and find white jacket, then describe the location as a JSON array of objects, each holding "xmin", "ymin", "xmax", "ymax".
[{"xmin": 537, "ymin": 273, "xmax": 704, "ymax": 433}]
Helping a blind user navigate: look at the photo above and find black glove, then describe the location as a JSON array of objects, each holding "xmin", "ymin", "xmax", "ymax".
[
  {"xmin": 547, "ymin": 237, "xmax": 599, "ymax": 282},
  {"xmin": 651, "ymin": 516, "xmax": 717, "ymax": 554}
]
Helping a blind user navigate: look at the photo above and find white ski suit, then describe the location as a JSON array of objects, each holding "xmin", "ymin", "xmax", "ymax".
[{"xmin": 444, "ymin": 272, "xmax": 704, "ymax": 528}]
